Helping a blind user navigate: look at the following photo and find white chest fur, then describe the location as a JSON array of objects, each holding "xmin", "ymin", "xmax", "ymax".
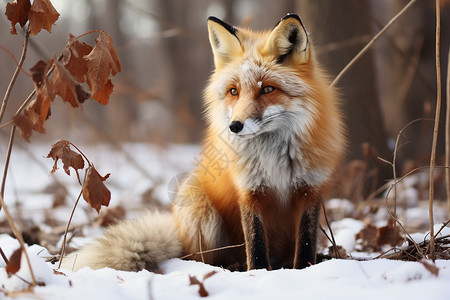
[{"xmin": 232, "ymin": 131, "xmax": 320, "ymax": 205}]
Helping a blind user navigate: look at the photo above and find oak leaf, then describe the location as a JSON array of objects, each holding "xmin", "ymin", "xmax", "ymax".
[
  {"xmin": 5, "ymin": 0, "xmax": 31, "ymax": 34},
  {"xmin": 82, "ymin": 166, "xmax": 111, "ymax": 213},
  {"xmin": 6, "ymin": 248, "xmax": 22, "ymax": 277},
  {"xmin": 28, "ymin": 0, "xmax": 60, "ymax": 36},
  {"xmin": 85, "ymin": 31, "xmax": 121, "ymax": 105},
  {"xmin": 47, "ymin": 140, "xmax": 85, "ymax": 179},
  {"xmin": 61, "ymin": 34, "xmax": 93, "ymax": 83}
]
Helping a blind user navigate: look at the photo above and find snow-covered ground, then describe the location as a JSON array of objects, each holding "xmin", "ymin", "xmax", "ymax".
[{"xmin": 0, "ymin": 143, "xmax": 449, "ymax": 299}]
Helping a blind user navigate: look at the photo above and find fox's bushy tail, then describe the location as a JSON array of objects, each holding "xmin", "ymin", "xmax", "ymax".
[{"xmin": 61, "ymin": 211, "xmax": 183, "ymax": 272}]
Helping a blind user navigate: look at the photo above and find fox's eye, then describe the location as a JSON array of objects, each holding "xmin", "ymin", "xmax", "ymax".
[
  {"xmin": 261, "ymin": 86, "xmax": 275, "ymax": 95},
  {"xmin": 230, "ymin": 88, "xmax": 239, "ymax": 96}
]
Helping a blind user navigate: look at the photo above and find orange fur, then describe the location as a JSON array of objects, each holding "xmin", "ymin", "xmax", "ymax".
[
  {"xmin": 173, "ymin": 14, "xmax": 345, "ymax": 270},
  {"xmin": 65, "ymin": 14, "xmax": 345, "ymax": 273}
]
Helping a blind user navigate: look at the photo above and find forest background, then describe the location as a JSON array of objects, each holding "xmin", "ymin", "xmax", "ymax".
[{"xmin": 0, "ymin": 0, "xmax": 449, "ymax": 229}]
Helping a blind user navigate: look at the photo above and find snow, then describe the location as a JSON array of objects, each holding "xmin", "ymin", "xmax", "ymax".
[
  {"xmin": 1, "ymin": 144, "xmax": 450, "ymax": 299},
  {"xmin": 1, "ymin": 238, "xmax": 450, "ymax": 299}
]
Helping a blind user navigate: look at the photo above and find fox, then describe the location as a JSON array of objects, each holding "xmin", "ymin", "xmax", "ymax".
[{"xmin": 61, "ymin": 14, "xmax": 345, "ymax": 272}]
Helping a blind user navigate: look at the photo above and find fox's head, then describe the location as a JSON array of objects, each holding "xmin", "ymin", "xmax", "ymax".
[{"xmin": 204, "ymin": 14, "xmax": 336, "ymax": 142}]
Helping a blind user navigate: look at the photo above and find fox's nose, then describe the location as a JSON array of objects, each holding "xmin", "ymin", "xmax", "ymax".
[{"xmin": 229, "ymin": 121, "xmax": 244, "ymax": 133}]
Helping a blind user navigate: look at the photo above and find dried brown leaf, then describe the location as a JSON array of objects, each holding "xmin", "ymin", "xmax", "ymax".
[
  {"xmin": 24, "ymin": 94, "xmax": 51, "ymax": 134},
  {"xmin": 30, "ymin": 59, "xmax": 52, "ymax": 89},
  {"xmin": 46, "ymin": 140, "xmax": 85, "ymax": 177},
  {"xmin": 50, "ymin": 61, "xmax": 79, "ymax": 108},
  {"xmin": 29, "ymin": 59, "xmax": 54, "ymax": 134},
  {"xmin": 420, "ymin": 260, "xmax": 439, "ymax": 277},
  {"xmin": 377, "ymin": 223, "xmax": 403, "ymax": 247},
  {"xmin": 82, "ymin": 166, "xmax": 111, "ymax": 213},
  {"xmin": 6, "ymin": 248, "xmax": 22, "ymax": 277},
  {"xmin": 5, "ymin": 0, "xmax": 31, "ymax": 34},
  {"xmin": 75, "ymin": 83, "xmax": 91, "ymax": 104},
  {"xmin": 12, "ymin": 113, "xmax": 33, "ymax": 142},
  {"xmin": 61, "ymin": 34, "xmax": 93, "ymax": 83},
  {"xmin": 28, "ymin": 0, "xmax": 59, "ymax": 36},
  {"xmin": 85, "ymin": 31, "xmax": 121, "ymax": 105},
  {"xmin": 189, "ymin": 275, "xmax": 209, "ymax": 297},
  {"xmin": 356, "ymin": 224, "xmax": 378, "ymax": 250}
]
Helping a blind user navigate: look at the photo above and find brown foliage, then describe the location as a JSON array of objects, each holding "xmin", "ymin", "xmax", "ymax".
[
  {"xmin": 5, "ymin": 0, "xmax": 59, "ymax": 36},
  {"xmin": 85, "ymin": 31, "xmax": 122, "ymax": 105},
  {"xmin": 5, "ymin": 0, "xmax": 31, "ymax": 34},
  {"xmin": 5, "ymin": 248, "xmax": 22, "ymax": 277},
  {"xmin": 12, "ymin": 30, "xmax": 120, "ymax": 142},
  {"xmin": 46, "ymin": 140, "xmax": 84, "ymax": 178},
  {"xmin": 82, "ymin": 166, "xmax": 111, "ymax": 214}
]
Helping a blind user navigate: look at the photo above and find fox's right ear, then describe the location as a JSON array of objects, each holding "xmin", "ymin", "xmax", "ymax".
[
  {"xmin": 207, "ymin": 17, "xmax": 242, "ymax": 69},
  {"xmin": 263, "ymin": 14, "xmax": 309, "ymax": 64}
]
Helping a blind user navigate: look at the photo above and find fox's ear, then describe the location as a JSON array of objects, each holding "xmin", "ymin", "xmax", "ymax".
[
  {"xmin": 207, "ymin": 16, "xmax": 242, "ymax": 68},
  {"xmin": 264, "ymin": 14, "xmax": 309, "ymax": 64}
]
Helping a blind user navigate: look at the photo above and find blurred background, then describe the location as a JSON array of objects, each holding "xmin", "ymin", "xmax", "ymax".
[{"xmin": 0, "ymin": 0, "xmax": 449, "ymax": 202}]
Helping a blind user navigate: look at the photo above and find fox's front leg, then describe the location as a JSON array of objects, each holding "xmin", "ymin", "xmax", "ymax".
[
  {"xmin": 240, "ymin": 202, "xmax": 270, "ymax": 270},
  {"xmin": 293, "ymin": 189, "xmax": 321, "ymax": 269}
]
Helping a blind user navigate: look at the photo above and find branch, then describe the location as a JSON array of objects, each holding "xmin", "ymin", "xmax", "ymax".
[
  {"xmin": 0, "ymin": 193, "xmax": 37, "ymax": 286},
  {"xmin": 0, "ymin": 27, "xmax": 30, "ymax": 124},
  {"xmin": 331, "ymin": 0, "xmax": 417, "ymax": 87}
]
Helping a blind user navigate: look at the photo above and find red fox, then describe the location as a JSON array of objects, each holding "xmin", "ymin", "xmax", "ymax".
[{"xmin": 62, "ymin": 14, "xmax": 345, "ymax": 272}]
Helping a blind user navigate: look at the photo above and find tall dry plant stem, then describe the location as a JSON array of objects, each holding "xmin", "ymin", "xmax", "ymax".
[
  {"xmin": 0, "ymin": 28, "xmax": 30, "ymax": 124},
  {"xmin": 428, "ymin": 0, "xmax": 442, "ymax": 263},
  {"xmin": 0, "ymin": 193, "xmax": 37, "ymax": 286},
  {"xmin": 0, "ymin": 26, "xmax": 36, "ymax": 286},
  {"xmin": 446, "ymin": 48, "xmax": 450, "ymax": 219},
  {"xmin": 331, "ymin": 0, "xmax": 416, "ymax": 87}
]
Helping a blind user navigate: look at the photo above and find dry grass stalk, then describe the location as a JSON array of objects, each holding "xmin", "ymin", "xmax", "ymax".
[
  {"xmin": 446, "ymin": 48, "xmax": 450, "ymax": 218},
  {"xmin": 428, "ymin": 0, "xmax": 442, "ymax": 263}
]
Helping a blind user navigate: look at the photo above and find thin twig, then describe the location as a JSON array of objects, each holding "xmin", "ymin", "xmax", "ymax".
[
  {"xmin": 321, "ymin": 201, "xmax": 341, "ymax": 258},
  {"xmin": 0, "ymin": 246, "xmax": 9, "ymax": 264},
  {"xmin": 180, "ymin": 243, "xmax": 245, "ymax": 260},
  {"xmin": 392, "ymin": 119, "xmax": 433, "ymax": 219},
  {"xmin": 428, "ymin": 0, "xmax": 442, "ymax": 263},
  {"xmin": 0, "ymin": 194, "xmax": 36, "ymax": 286},
  {"xmin": 0, "ymin": 120, "xmax": 14, "ymax": 130},
  {"xmin": 383, "ymin": 165, "xmax": 450, "ymax": 259},
  {"xmin": 1, "ymin": 126, "xmax": 16, "ymax": 204},
  {"xmin": 331, "ymin": 0, "xmax": 417, "ymax": 87},
  {"xmin": 68, "ymin": 141, "xmax": 92, "ymax": 167},
  {"xmin": 0, "ymin": 45, "xmax": 31, "ymax": 77},
  {"xmin": 0, "ymin": 27, "xmax": 30, "ymax": 124},
  {"xmin": 446, "ymin": 48, "xmax": 450, "ymax": 219},
  {"xmin": 58, "ymin": 189, "xmax": 83, "ymax": 269},
  {"xmin": 434, "ymin": 219, "xmax": 450, "ymax": 239}
]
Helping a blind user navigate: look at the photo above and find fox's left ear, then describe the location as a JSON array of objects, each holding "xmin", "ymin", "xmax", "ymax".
[
  {"xmin": 263, "ymin": 14, "xmax": 309, "ymax": 64},
  {"xmin": 207, "ymin": 16, "xmax": 243, "ymax": 69}
]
